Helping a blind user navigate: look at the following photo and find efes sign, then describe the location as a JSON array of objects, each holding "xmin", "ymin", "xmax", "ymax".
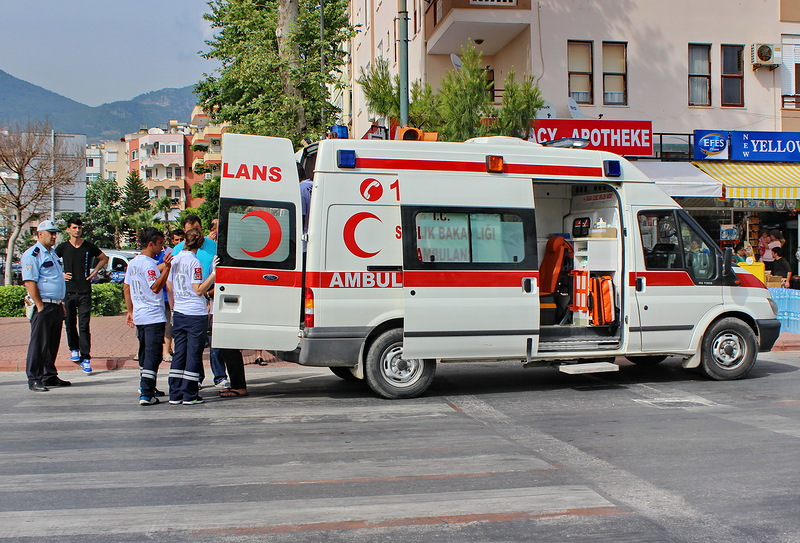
[{"xmin": 694, "ymin": 130, "xmax": 729, "ymax": 160}]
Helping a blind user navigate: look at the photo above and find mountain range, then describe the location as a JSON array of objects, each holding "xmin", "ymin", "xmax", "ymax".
[{"xmin": 0, "ymin": 69, "xmax": 199, "ymax": 143}]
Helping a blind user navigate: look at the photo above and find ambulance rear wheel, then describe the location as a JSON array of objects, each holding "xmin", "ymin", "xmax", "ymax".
[
  {"xmin": 329, "ymin": 367, "xmax": 359, "ymax": 381},
  {"xmin": 626, "ymin": 355, "xmax": 668, "ymax": 366},
  {"xmin": 365, "ymin": 328, "xmax": 436, "ymax": 399},
  {"xmin": 700, "ymin": 318, "xmax": 757, "ymax": 380}
]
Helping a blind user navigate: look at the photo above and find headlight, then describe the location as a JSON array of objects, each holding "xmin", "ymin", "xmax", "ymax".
[{"xmin": 768, "ymin": 298, "xmax": 779, "ymax": 316}]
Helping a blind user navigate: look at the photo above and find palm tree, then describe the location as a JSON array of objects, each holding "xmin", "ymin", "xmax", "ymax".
[{"xmin": 154, "ymin": 196, "xmax": 173, "ymax": 237}]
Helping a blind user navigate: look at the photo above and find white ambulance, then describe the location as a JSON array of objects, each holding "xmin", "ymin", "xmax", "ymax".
[{"xmin": 212, "ymin": 134, "xmax": 780, "ymax": 399}]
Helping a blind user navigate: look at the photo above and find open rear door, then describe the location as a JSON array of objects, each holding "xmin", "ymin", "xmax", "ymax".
[
  {"xmin": 400, "ymin": 172, "xmax": 539, "ymax": 360},
  {"xmin": 212, "ymin": 134, "xmax": 302, "ymax": 350}
]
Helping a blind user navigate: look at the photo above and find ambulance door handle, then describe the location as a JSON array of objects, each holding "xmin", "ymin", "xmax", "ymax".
[
  {"xmin": 522, "ymin": 277, "xmax": 534, "ymax": 293},
  {"xmin": 636, "ymin": 277, "xmax": 645, "ymax": 292}
]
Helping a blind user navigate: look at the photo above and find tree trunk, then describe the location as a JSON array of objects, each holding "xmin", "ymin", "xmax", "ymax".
[
  {"xmin": 276, "ymin": 0, "xmax": 307, "ymax": 136},
  {"xmin": 5, "ymin": 223, "xmax": 22, "ymax": 285}
]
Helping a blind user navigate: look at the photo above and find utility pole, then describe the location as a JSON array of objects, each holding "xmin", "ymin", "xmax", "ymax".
[{"xmin": 398, "ymin": 0, "xmax": 409, "ymax": 126}]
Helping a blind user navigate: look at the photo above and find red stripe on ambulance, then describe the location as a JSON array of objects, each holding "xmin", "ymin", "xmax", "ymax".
[
  {"xmin": 354, "ymin": 158, "xmax": 603, "ymax": 177},
  {"xmin": 216, "ymin": 267, "xmax": 302, "ymax": 287},
  {"xmin": 405, "ymin": 270, "xmax": 538, "ymax": 288},
  {"xmin": 628, "ymin": 271, "xmax": 696, "ymax": 287}
]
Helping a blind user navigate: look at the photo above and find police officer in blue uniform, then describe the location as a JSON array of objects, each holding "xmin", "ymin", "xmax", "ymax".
[{"xmin": 23, "ymin": 220, "xmax": 68, "ymax": 391}]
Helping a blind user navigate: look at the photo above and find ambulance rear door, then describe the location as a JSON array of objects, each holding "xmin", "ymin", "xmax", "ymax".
[
  {"xmin": 400, "ymin": 171, "xmax": 539, "ymax": 360},
  {"xmin": 212, "ymin": 134, "xmax": 302, "ymax": 350}
]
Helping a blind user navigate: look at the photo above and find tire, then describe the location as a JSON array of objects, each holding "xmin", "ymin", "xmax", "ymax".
[
  {"xmin": 700, "ymin": 317, "xmax": 757, "ymax": 380},
  {"xmin": 626, "ymin": 355, "xmax": 668, "ymax": 366},
  {"xmin": 329, "ymin": 366, "xmax": 359, "ymax": 381},
  {"xmin": 364, "ymin": 328, "xmax": 436, "ymax": 399}
]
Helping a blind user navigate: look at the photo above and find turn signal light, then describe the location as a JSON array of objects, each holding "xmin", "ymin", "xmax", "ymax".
[
  {"xmin": 486, "ymin": 155, "xmax": 504, "ymax": 173},
  {"xmin": 304, "ymin": 288, "xmax": 315, "ymax": 328}
]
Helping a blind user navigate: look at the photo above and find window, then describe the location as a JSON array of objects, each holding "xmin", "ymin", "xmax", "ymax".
[
  {"xmin": 166, "ymin": 167, "xmax": 173, "ymax": 179},
  {"xmin": 639, "ymin": 211, "xmax": 716, "ymax": 282},
  {"xmin": 159, "ymin": 142, "xmax": 181, "ymax": 154},
  {"xmin": 175, "ymin": 167, "xmax": 182, "ymax": 178},
  {"xmin": 414, "ymin": 212, "xmax": 526, "ymax": 263},
  {"xmin": 86, "ymin": 158, "xmax": 95, "ymax": 167},
  {"xmin": 721, "ymin": 45, "xmax": 744, "ymax": 107},
  {"xmin": 166, "ymin": 189, "xmax": 172, "ymax": 197},
  {"xmin": 568, "ymin": 41, "xmax": 593, "ymax": 104},
  {"xmin": 602, "ymin": 42, "xmax": 627, "ymax": 105},
  {"xmin": 145, "ymin": 169, "xmax": 152, "ymax": 179},
  {"xmin": 131, "ymin": 149, "xmax": 138, "ymax": 161},
  {"xmin": 175, "ymin": 189, "xmax": 181, "ymax": 199},
  {"xmin": 108, "ymin": 171, "xmax": 117, "ymax": 180},
  {"xmin": 219, "ymin": 199, "xmax": 296, "ymax": 269},
  {"xmin": 106, "ymin": 150, "xmax": 118, "ymax": 162},
  {"xmin": 689, "ymin": 44, "xmax": 711, "ymax": 106}
]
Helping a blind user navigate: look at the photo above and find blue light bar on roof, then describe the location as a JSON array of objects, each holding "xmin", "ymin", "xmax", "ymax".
[
  {"xmin": 338, "ymin": 149, "xmax": 357, "ymax": 168},
  {"xmin": 603, "ymin": 160, "xmax": 621, "ymax": 177}
]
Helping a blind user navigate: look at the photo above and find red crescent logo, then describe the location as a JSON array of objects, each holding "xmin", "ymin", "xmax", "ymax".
[
  {"xmin": 343, "ymin": 212, "xmax": 381, "ymax": 258},
  {"xmin": 241, "ymin": 210, "xmax": 282, "ymax": 258}
]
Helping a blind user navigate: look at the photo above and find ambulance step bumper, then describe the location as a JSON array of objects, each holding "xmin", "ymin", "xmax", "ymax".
[
  {"xmin": 539, "ymin": 341, "xmax": 619, "ymax": 352},
  {"xmin": 558, "ymin": 362, "xmax": 619, "ymax": 374}
]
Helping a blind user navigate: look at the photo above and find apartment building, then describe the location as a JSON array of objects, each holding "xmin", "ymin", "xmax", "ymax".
[{"xmin": 349, "ymin": 0, "xmax": 800, "ymax": 138}]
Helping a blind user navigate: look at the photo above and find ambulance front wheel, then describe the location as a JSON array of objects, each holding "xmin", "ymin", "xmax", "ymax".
[
  {"xmin": 700, "ymin": 317, "xmax": 757, "ymax": 380},
  {"xmin": 365, "ymin": 328, "xmax": 436, "ymax": 399}
]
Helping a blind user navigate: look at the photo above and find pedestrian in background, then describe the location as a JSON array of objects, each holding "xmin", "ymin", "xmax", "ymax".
[
  {"xmin": 166, "ymin": 228, "xmax": 216, "ymax": 405},
  {"xmin": 123, "ymin": 227, "xmax": 172, "ymax": 406},
  {"xmin": 56, "ymin": 217, "xmax": 108, "ymax": 374},
  {"xmin": 22, "ymin": 220, "xmax": 69, "ymax": 392},
  {"xmin": 208, "ymin": 218, "xmax": 219, "ymax": 241}
]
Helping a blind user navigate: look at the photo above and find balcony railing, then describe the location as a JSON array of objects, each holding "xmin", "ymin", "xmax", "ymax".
[{"xmin": 782, "ymin": 95, "xmax": 800, "ymax": 108}]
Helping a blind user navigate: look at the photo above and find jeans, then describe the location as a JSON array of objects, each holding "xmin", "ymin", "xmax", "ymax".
[{"xmin": 64, "ymin": 292, "xmax": 92, "ymax": 359}]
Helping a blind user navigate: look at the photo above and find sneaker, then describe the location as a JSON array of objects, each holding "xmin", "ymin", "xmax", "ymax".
[
  {"xmin": 70, "ymin": 350, "xmax": 80, "ymax": 362},
  {"xmin": 153, "ymin": 388, "xmax": 166, "ymax": 397},
  {"xmin": 214, "ymin": 379, "xmax": 231, "ymax": 389},
  {"xmin": 183, "ymin": 396, "xmax": 204, "ymax": 405},
  {"xmin": 80, "ymin": 359, "xmax": 92, "ymax": 373},
  {"xmin": 139, "ymin": 395, "xmax": 160, "ymax": 406},
  {"xmin": 168, "ymin": 400, "xmax": 182, "ymax": 405}
]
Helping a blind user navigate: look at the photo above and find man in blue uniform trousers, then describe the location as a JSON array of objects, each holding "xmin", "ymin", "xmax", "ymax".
[{"xmin": 22, "ymin": 220, "xmax": 68, "ymax": 391}]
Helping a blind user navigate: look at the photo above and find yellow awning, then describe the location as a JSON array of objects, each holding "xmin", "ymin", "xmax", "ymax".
[{"xmin": 693, "ymin": 161, "xmax": 800, "ymax": 199}]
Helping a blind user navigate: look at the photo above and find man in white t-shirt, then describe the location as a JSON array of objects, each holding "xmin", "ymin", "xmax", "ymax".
[
  {"xmin": 167, "ymin": 228, "xmax": 217, "ymax": 405},
  {"xmin": 123, "ymin": 227, "xmax": 172, "ymax": 406}
]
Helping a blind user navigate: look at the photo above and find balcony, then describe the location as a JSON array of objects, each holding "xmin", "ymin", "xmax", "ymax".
[
  {"xmin": 782, "ymin": 95, "xmax": 800, "ymax": 131},
  {"xmin": 425, "ymin": 0, "xmax": 531, "ymax": 55},
  {"xmin": 191, "ymin": 131, "xmax": 210, "ymax": 147},
  {"xmin": 203, "ymin": 151, "xmax": 222, "ymax": 165}
]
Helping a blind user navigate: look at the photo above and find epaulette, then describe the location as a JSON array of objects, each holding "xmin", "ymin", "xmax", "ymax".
[{"xmin": 32, "ymin": 247, "xmax": 40, "ymax": 257}]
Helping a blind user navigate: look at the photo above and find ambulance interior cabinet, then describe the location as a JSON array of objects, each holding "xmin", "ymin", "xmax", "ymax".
[{"xmin": 573, "ymin": 238, "xmax": 618, "ymax": 272}]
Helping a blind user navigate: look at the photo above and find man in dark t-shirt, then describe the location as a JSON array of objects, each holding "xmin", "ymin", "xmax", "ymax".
[
  {"xmin": 55, "ymin": 217, "xmax": 108, "ymax": 373},
  {"xmin": 770, "ymin": 247, "xmax": 793, "ymax": 284}
]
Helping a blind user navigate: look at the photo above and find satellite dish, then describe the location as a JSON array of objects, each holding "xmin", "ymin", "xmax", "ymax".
[
  {"xmin": 567, "ymin": 97, "xmax": 587, "ymax": 119},
  {"xmin": 450, "ymin": 54, "xmax": 462, "ymax": 70},
  {"xmin": 536, "ymin": 100, "xmax": 556, "ymax": 119}
]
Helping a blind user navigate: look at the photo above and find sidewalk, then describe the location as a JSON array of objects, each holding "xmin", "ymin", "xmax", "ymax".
[
  {"xmin": 1, "ymin": 315, "xmax": 798, "ymax": 372},
  {"xmin": 0, "ymin": 315, "xmax": 287, "ymax": 372}
]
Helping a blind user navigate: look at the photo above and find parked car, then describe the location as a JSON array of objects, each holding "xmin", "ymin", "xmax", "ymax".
[
  {"xmin": 93, "ymin": 250, "xmax": 139, "ymax": 283},
  {"xmin": 0, "ymin": 262, "xmax": 22, "ymax": 286}
]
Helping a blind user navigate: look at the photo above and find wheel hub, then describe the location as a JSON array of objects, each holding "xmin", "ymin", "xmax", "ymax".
[
  {"xmin": 712, "ymin": 333, "xmax": 743, "ymax": 368},
  {"xmin": 381, "ymin": 344, "xmax": 423, "ymax": 387}
]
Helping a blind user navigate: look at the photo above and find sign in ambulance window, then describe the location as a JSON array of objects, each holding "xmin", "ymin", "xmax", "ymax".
[
  {"xmin": 220, "ymin": 200, "xmax": 295, "ymax": 268},
  {"xmin": 415, "ymin": 212, "xmax": 525, "ymax": 263}
]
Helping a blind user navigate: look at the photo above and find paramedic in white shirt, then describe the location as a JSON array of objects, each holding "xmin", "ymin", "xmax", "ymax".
[
  {"xmin": 123, "ymin": 227, "xmax": 172, "ymax": 406},
  {"xmin": 166, "ymin": 228, "xmax": 217, "ymax": 405}
]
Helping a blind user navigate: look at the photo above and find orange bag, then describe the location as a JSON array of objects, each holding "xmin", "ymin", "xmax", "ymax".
[{"xmin": 590, "ymin": 275, "xmax": 615, "ymax": 326}]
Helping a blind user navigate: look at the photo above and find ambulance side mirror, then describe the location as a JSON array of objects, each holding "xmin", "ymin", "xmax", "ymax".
[{"xmin": 722, "ymin": 247, "xmax": 734, "ymax": 278}]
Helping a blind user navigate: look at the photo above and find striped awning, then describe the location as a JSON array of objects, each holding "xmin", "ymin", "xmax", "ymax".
[{"xmin": 693, "ymin": 161, "xmax": 800, "ymax": 199}]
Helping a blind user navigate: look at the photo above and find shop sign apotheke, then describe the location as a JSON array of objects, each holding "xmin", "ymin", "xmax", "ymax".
[{"xmin": 531, "ymin": 119, "xmax": 653, "ymax": 156}]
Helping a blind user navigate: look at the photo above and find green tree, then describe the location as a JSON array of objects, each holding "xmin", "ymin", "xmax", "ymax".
[
  {"xmin": 120, "ymin": 171, "xmax": 150, "ymax": 216},
  {"xmin": 191, "ymin": 178, "xmax": 221, "ymax": 230},
  {"xmin": 69, "ymin": 177, "xmax": 122, "ymax": 248},
  {"xmin": 153, "ymin": 196, "xmax": 173, "ymax": 235},
  {"xmin": 196, "ymin": 0, "xmax": 355, "ymax": 145},
  {"xmin": 356, "ymin": 42, "xmax": 543, "ymax": 142}
]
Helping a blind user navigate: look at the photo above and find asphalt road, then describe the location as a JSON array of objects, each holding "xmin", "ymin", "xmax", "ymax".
[{"xmin": 1, "ymin": 353, "xmax": 799, "ymax": 542}]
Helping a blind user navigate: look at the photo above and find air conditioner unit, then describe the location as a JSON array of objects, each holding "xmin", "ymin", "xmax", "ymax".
[{"xmin": 751, "ymin": 43, "xmax": 781, "ymax": 68}]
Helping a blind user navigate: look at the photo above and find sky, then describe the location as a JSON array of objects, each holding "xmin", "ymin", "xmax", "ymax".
[{"xmin": 0, "ymin": 0, "xmax": 220, "ymax": 107}]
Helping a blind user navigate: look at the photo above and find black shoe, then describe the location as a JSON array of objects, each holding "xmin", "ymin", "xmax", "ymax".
[
  {"xmin": 44, "ymin": 377, "xmax": 71, "ymax": 387},
  {"xmin": 28, "ymin": 381, "xmax": 49, "ymax": 392}
]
